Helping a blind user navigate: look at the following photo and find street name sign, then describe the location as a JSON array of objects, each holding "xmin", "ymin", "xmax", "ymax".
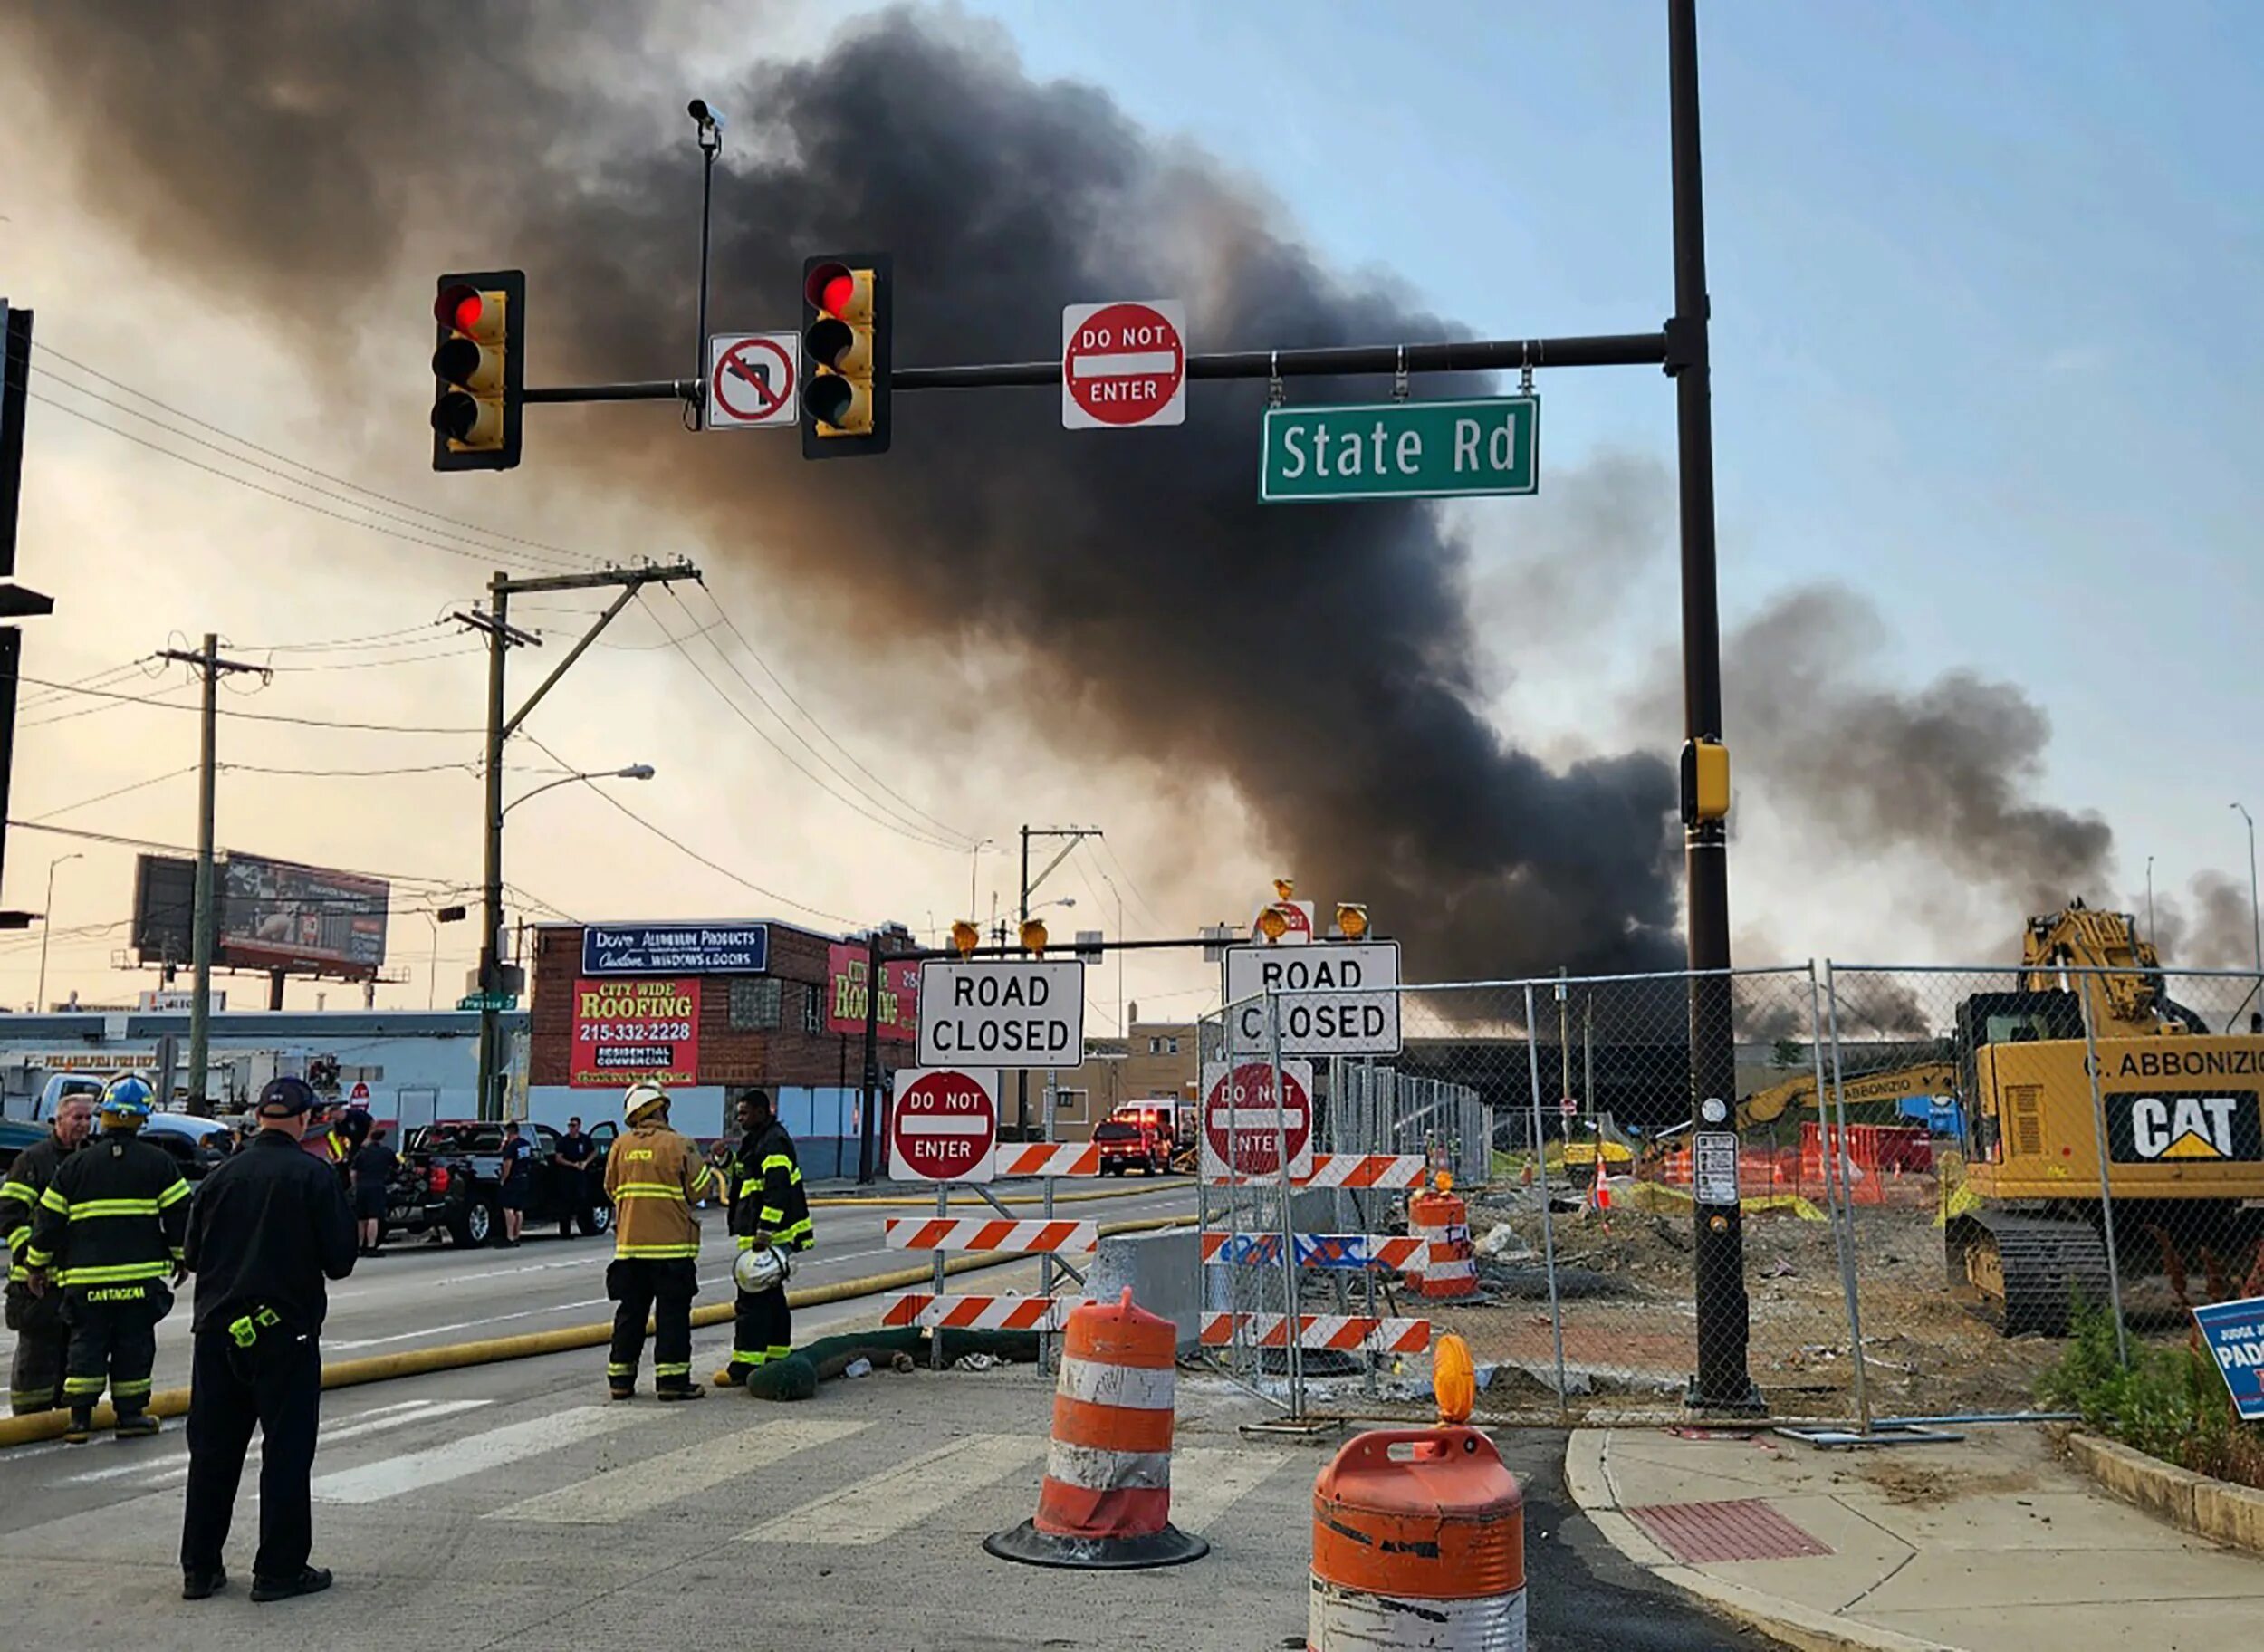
[
  {"xmin": 1223, "ymin": 940, "xmax": 1403, "ymax": 1058},
  {"xmin": 916, "ymin": 959, "xmax": 1087, "ymax": 1069},
  {"xmin": 457, "ymin": 992, "xmax": 517, "ymax": 1013},
  {"xmin": 705, "ymin": 331, "xmax": 797, "ymax": 429},
  {"xmin": 1259, "ymin": 395, "xmax": 1538, "ymax": 503},
  {"xmin": 1200, "ymin": 1059, "xmax": 1316, "ymax": 1182},
  {"xmin": 888, "ymin": 1067, "xmax": 999, "ymax": 1183},
  {"xmin": 1062, "ymin": 300, "xmax": 1186, "ymax": 429}
]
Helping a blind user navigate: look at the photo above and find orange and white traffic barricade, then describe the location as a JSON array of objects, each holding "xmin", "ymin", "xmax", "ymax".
[
  {"xmin": 881, "ymin": 1293, "xmax": 1069, "ymax": 1332},
  {"xmin": 990, "ymin": 1142, "xmax": 1101, "ymax": 1177},
  {"xmin": 986, "ymin": 1287, "xmax": 1208, "ymax": 1570},
  {"xmin": 885, "ymin": 1217, "xmax": 1099, "ymax": 1254},
  {"xmin": 1405, "ymin": 1180, "xmax": 1477, "ymax": 1300},
  {"xmin": 1309, "ymin": 1335, "xmax": 1524, "ymax": 1649}
]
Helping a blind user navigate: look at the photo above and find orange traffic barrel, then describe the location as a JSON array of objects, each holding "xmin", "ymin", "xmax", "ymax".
[
  {"xmin": 985, "ymin": 1287, "xmax": 1209, "ymax": 1570},
  {"xmin": 1309, "ymin": 1426, "xmax": 1525, "ymax": 1649},
  {"xmin": 1406, "ymin": 1186, "xmax": 1477, "ymax": 1299}
]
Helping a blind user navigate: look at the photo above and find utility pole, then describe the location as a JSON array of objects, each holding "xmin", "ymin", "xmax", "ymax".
[
  {"xmin": 155, "ymin": 635, "xmax": 267, "ymax": 1116},
  {"xmin": 858, "ymin": 926, "xmax": 883, "ymax": 1182},
  {"xmin": 456, "ymin": 561, "xmax": 699, "ymax": 1121},
  {"xmin": 0, "ymin": 302, "xmax": 58, "ymax": 932},
  {"xmin": 1015, "ymin": 824, "xmax": 1102, "ymax": 1136}
]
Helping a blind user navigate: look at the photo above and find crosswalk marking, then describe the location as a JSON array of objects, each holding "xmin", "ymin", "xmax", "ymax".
[
  {"xmin": 737, "ymin": 1433, "xmax": 1044, "ymax": 1546},
  {"xmin": 1165, "ymin": 1447, "xmax": 1292, "ymax": 1534},
  {"xmin": 312, "ymin": 1405, "xmax": 644, "ymax": 1504},
  {"xmin": 55, "ymin": 1398, "xmax": 494, "ymax": 1492},
  {"xmin": 488, "ymin": 1418, "xmax": 869, "ymax": 1525}
]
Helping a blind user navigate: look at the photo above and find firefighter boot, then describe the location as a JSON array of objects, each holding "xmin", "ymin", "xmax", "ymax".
[{"xmin": 62, "ymin": 1408, "xmax": 93, "ymax": 1445}]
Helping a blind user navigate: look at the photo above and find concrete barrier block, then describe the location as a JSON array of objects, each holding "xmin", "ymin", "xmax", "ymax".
[
  {"xmin": 2194, "ymin": 1478, "xmax": 2264, "ymax": 1554},
  {"xmin": 2068, "ymin": 1431, "xmax": 2202, "ymax": 1529},
  {"xmin": 1088, "ymin": 1228, "xmax": 1201, "ymax": 1354}
]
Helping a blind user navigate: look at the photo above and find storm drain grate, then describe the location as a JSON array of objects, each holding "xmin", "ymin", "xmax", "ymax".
[{"xmin": 1624, "ymin": 1498, "xmax": 1833, "ymax": 1563}]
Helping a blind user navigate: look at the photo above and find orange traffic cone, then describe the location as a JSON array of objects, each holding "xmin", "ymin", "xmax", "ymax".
[{"xmin": 985, "ymin": 1288, "xmax": 1208, "ymax": 1570}]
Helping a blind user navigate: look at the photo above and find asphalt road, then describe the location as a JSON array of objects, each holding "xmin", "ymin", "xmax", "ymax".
[{"xmin": 94, "ymin": 1176, "xmax": 1196, "ymax": 1393}]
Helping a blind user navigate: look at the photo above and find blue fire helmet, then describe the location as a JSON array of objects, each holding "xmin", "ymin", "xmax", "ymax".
[{"xmin": 99, "ymin": 1074, "xmax": 155, "ymax": 1125}]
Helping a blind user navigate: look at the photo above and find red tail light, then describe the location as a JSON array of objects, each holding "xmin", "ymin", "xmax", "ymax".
[{"xmin": 427, "ymin": 1165, "xmax": 450, "ymax": 1195}]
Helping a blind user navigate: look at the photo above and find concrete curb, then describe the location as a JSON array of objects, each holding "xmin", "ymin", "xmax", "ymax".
[
  {"xmin": 1562, "ymin": 1430, "xmax": 1966, "ymax": 1652},
  {"xmin": 0, "ymin": 1214, "xmax": 1192, "ymax": 1449},
  {"xmin": 2063, "ymin": 1428, "xmax": 2264, "ymax": 1555}
]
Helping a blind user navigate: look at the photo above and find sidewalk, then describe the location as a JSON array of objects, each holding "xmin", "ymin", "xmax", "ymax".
[{"xmin": 1566, "ymin": 1422, "xmax": 2264, "ymax": 1652}]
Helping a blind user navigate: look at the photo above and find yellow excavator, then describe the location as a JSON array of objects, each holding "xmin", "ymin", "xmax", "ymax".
[{"xmin": 1737, "ymin": 903, "xmax": 2264, "ymax": 1335}]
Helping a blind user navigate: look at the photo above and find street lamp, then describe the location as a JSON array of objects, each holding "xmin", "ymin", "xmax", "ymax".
[
  {"xmin": 427, "ymin": 903, "xmax": 468, "ymax": 1012},
  {"xmin": 967, "ymin": 837, "xmax": 997, "ymax": 928},
  {"xmin": 504, "ymin": 763, "xmax": 656, "ymax": 817},
  {"xmin": 35, "ymin": 852, "xmax": 82, "ymax": 1013}
]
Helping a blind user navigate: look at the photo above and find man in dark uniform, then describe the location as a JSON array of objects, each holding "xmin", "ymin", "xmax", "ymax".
[
  {"xmin": 554, "ymin": 1115, "xmax": 597, "ymax": 1239},
  {"xmin": 714, "ymin": 1089, "xmax": 814, "ymax": 1388},
  {"xmin": 0, "ymin": 1089, "xmax": 93, "ymax": 1414},
  {"xmin": 178, "ymin": 1076, "xmax": 357, "ymax": 1605},
  {"xmin": 24, "ymin": 1076, "xmax": 190, "ymax": 1442}
]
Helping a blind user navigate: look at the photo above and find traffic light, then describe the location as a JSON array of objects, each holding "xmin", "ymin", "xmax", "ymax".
[
  {"xmin": 431, "ymin": 270, "xmax": 525, "ymax": 471},
  {"xmin": 801, "ymin": 253, "xmax": 891, "ymax": 458},
  {"xmin": 1681, "ymin": 737, "xmax": 1731, "ymax": 827}
]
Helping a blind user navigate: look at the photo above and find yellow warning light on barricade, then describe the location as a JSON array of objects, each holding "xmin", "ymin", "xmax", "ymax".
[
  {"xmin": 1020, "ymin": 918, "xmax": 1049, "ymax": 955},
  {"xmin": 1433, "ymin": 1332, "xmax": 1476, "ymax": 1426},
  {"xmin": 1272, "ymin": 878, "xmax": 1296, "ymax": 903},
  {"xmin": 1256, "ymin": 907, "xmax": 1290, "ymax": 943},
  {"xmin": 951, "ymin": 919, "xmax": 981, "ymax": 958},
  {"xmin": 1335, "ymin": 902, "xmax": 1369, "ymax": 942},
  {"xmin": 1434, "ymin": 1169, "xmax": 1454, "ymax": 1194}
]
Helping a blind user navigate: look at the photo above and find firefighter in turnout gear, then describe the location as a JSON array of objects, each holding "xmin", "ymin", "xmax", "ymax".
[
  {"xmin": 1, "ymin": 1087, "xmax": 94, "ymax": 1415},
  {"xmin": 24, "ymin": 1076, "xmax": 190, "ymax": 1441},
  {"xmin": 715, "ymin": 1088, "xmax": 814, "ymax": 1388},
  {"xmin": 601, "ymin": 1082, "xmax": 716, "ymax": 1401}
]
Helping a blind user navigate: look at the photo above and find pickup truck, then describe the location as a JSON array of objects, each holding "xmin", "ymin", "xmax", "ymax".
[
  {"xmin": 402, "ymin": 1120, "xmax": 617, "ymax": 1247},
  {"xmin": 0, "ymin": 1076, "xmax": 109, "ymax": 1175}
]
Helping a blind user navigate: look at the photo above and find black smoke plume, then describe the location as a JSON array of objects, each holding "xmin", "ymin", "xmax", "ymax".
[{"xmin": 5, "ymin": 3, "xmax": 1684, "ymax": 978}]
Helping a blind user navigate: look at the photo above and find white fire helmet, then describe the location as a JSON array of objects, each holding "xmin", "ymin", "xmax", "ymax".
[
  {"xmin": 623, "ymin": 1081, "xmax": 669, "ymax": 1126},
  {"xmin": 733, "ymin": 1242, "xmax": 791, "ymax": 1294}
]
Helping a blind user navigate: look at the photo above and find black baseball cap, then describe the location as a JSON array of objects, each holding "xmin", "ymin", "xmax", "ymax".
[{"xmin": 257, "ymin": 1076, "xmax": 317, "ymax": 1117}]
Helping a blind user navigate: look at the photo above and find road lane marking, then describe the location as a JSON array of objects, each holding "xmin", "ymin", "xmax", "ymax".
[
  {"xmin": 489, "ymin": 1418, "xmax": 868, "ymax": 1524},
  {"xmin": 1164, "ymin": 1447, "xmax": 1293, "ymax": 1533},
  {"xmin": 736, "ymin": 1433, "xmax": 1043, "ymax": 1546},
  {"xmin": 312, "ymin": 1405, "xmax": 643, "ymax": 1504}
]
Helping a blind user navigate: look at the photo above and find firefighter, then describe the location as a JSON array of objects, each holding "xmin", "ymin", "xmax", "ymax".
[
  {"xmin": 0, "ymin": 1088, "xmax": 94, "ymax": 1415},
  {"xmin": 601, "ymin": 1081, "xmax": 715, "ymax": 1401},
  {"xmin": 715, "ymin": 1088, "xmax": 814, "ymax": 1388},
  {"xmin": 24, "ymin": 1075, "xmax": 190, "ymax": 1442}
]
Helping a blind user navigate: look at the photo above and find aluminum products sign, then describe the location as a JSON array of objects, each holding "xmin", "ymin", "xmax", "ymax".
[
  {"xmin": 580, "ymin": 922, "xmax": 769, "ymax": 976},
  {"xmin": 916, "ymin": 960, "xmax": 1086, "ymax": 1070}
]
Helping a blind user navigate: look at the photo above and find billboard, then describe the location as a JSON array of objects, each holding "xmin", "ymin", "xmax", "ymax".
[
  {"xmin": 131, "ymin": 854, "xmax": 197, "ymax": 965},
  {"xmin": 570, "ymin": 976, "xmax": 701, "ymax": 1088},
  {"xmin": 826, "ymin": 944, "xmax": 919, "ymax": 1041},
  {"xmin": 219, "ymin": 855, "xmax": 389, "ymax": 979},
  {"xmin": 581, "ymin": 922, "xmax": 769, "ymax": 976}
]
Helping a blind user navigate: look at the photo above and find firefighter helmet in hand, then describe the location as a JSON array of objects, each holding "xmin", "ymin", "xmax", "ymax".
[
  {"xmin": 623, "ymin": 1081, "xmax": 670, "ymax": 1126},
  {"xmin": 99, "ymin": 1074, "xmax": 155, "ymax": 1127},
  {"xmin": 732, "ymin": 1241, "xmax": 791, "ymax": 1294}
]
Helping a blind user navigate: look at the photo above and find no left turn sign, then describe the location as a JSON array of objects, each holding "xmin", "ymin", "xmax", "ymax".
[
  {"xmin": 1062, "ymin": 300, "xmax": 1186, "ymax": 429},
  {"xmin": 706, "ymin": 331, "xmax": 798, "ymax": 429}
]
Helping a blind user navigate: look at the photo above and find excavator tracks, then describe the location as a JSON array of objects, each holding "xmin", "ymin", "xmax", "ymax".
[{"xmin": 1957, "ymin": 1213, "xmax": 2113, "ymax": 1338}]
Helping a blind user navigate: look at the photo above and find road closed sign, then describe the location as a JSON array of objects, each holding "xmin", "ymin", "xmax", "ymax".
[
  {"xmin": 916, "ymin": 959, "xmax": 1087, "ymax": 1070},
  {"xmin": 889, "ymin": 1068, "xmax": 999, "ymax": 1184},
  {"xmin": 1224, "ymin": 940, "xmax": 1402, "ymax": 1058},
  {"xmin": 1201, "ymin": 1060, "xmax": 1316, "ymax": 1182},
  {"xmin": 1062, "ymin": 300, "xmax": 1186, "ymax": 429}
]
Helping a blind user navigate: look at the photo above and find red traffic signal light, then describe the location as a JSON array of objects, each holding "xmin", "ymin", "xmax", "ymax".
[
  {"xmin": 431, "ymin": 270, "xmax": 525, "ymax": 472},
  {"xmin": 801, "ymin": 253, "xmax": 890, "ymax": 459}
]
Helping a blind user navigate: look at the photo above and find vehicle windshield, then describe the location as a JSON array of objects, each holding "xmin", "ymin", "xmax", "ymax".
[{"xmin": 1094, "ymin": 1122, "xmax": 1140, "ymax": 1141}]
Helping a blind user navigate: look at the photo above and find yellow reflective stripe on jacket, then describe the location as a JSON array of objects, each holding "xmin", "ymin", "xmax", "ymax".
[
  {"xmin": 58, "ymin": 1259, "xmax": 171, "ymax": 1285},
  {"xmin": 157, "ymin": 1179, "xmax": 190, "ymax": 1209},
  {"xmin": 612, "ymin": 1181, "xmax": 690, "ymax": 1199},
  {"xmin": 760, "ymin": 1153, "xmax": 801, "ymax": 1179},
  {"xmin": 60, "ymin": 1197, "xmax": 166, "ymax": 1219},
  {"xmin": 772, "ymin": 1217, "xmax": 813, "ymax": 1247},
  {"xmin": 689, "ymin": 1164, "xmax": 716, "ymax": 1196},
  {"xmin": 4, "ymin": 1225, "xmax": 28, "ymax": 1253},
  {"xmin": 613, "ymin": 1242, "xmax": 699, "ymax": 1259},
  {"xmin": 36, "ymin": 1186, "xmax": 67, "ymax": 1214},
  {"xmin": 757, "ymin": 1205, "xmax": 784, "ymax": 1223}
]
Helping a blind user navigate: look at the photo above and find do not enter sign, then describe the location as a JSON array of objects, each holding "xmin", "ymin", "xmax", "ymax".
[
  {"xmin": 1200, "ymin": 1060, "xmax": 1316, "ymax": 1182},
  {"xmin": 889, "ymin": 1068, "xmax": 999, "ymax": 1183},
  {"xmin": 1062, "ymin": 300, "xmax": 1186, "ymax": 429}
]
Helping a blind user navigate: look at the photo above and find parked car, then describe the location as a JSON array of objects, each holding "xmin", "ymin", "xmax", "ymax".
[
  {"xmin": 1094, "ymin": 1118, "xmax": 1167, "ymax": 1177},
  {"xmin": 141, "ymin": 1113, "xmax": 235, "ymax": 1181},
  {"xmin": 404, "ymin": 1120, "xmax": 618, "ymax": 1246}
]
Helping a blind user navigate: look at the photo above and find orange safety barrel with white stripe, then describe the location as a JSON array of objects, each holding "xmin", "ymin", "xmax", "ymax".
[
  {"xmin": 1309, "ymin": 1426, "xmax": 1525, "ymax": 1650},
  {"xmin": 1405, "ymin": 1188, "xmax": 1478, "ymax": 1300},
  {"xmin": 984, "ymin": 1287, "xmax": 1209, "ymax": 1570}
]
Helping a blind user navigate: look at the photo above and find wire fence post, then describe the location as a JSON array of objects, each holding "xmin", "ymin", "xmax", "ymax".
[
  {"xmin": 1817, "ymin": 960, "xmax": 1871, "ymax": 1432},
  {"xmin": 1522, "ymin": 983, "xmax": 1568, "ymax": 1413},
  {"xmin": 2076, "ymin": 984, "xmax": 2132, "ymax": 1368},
  {"xmin": 1267, "ymin": 989, "xmax": 1303, "ymax": 1420}
]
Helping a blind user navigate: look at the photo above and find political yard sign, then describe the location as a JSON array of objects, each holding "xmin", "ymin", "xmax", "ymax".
[{"xmin": 2192, "ymin": 1294, "xmax": 2264, "ymax": 1421}]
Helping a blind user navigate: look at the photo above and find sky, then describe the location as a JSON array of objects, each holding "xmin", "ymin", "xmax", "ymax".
[{"xmin": 0, "ymin": 0, "xmax": 2259, "ymax": 1019}]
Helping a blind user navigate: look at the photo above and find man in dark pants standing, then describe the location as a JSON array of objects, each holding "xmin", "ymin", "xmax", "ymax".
[
  {"xmin": 601, "ymin": 1081, "xmax": 715, "ymax": 1401},
  {"xmin": 178, "ymin": 1076, "xmax": 357, "ymax": 1605},
  {"xmin": 554, "ymin": 1115, "xmax": 596, "ymax": 1239},
  {"xmin": 714, "ymin": 1089, "xmax": 814, "ymax": 1388},
  {"xmin": 0, "ymin": 1090, "xmax": 92, "ymax": 1414}
]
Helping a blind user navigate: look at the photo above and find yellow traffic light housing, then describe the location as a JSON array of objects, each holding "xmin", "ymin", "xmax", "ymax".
[
  {"xmin": 951, "ymin": 919, "xmax": 981, "ymax": 958},
  {"xmin": 1019, "ymin": 918, "xmax": 1049, "ymax": 955},
  {"xmin": 431, "ymin": 270, "xmax": 524, "ymax": 472},
  {"xmin": 801, "ymin": 253, "xmax": 892, "ymax": 457},
  {"xmin": 1681, "ymin": 737, "xmax": 1730, "ymax": 826}
]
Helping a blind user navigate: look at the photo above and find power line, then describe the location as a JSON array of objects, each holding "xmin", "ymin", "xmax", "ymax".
[
  {"xmin": 1096, "ymin": 835, "xmax": 1166, "ymax": 929},
  {"xmin": 248, "ymin": 622, "xmax": 452, "ymax": 654},
  {"xmin": 4, "ymin": 819, "xmax": 468, "ymax": 892},
  {"xmin": 25, "ymin": 765, "xmax": 199, "ymax": 822},
  {"xmin": 5, "ymin": 672, "xmax": 482, "ymax": 735},
  {"xmin": 644, "ymin": 591, "xmax": 970, "ymax": 853},
  {"xmin": 219, "ymin": 760, "xmax": 480, "ymax": 779},
  {"xmin": 259, "ymin": 645, "xmax": 487, "ymax": 674},
  {"xmin": 32, "ymin": 351, "xmax": 599, "ymax": 574}
]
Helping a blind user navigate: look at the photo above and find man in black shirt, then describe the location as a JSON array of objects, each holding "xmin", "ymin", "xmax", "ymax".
[
  {"xmin": 178, "ymin": 1075, "xmax": 357, "ymax": 1606},
  {"xmin": 349, "ymin": 1129, "xmax": 398, "ymax": 1256},
  {"xmin": 553, "ymin": 1115, "xmax": 596, "ymax": 1239}
]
